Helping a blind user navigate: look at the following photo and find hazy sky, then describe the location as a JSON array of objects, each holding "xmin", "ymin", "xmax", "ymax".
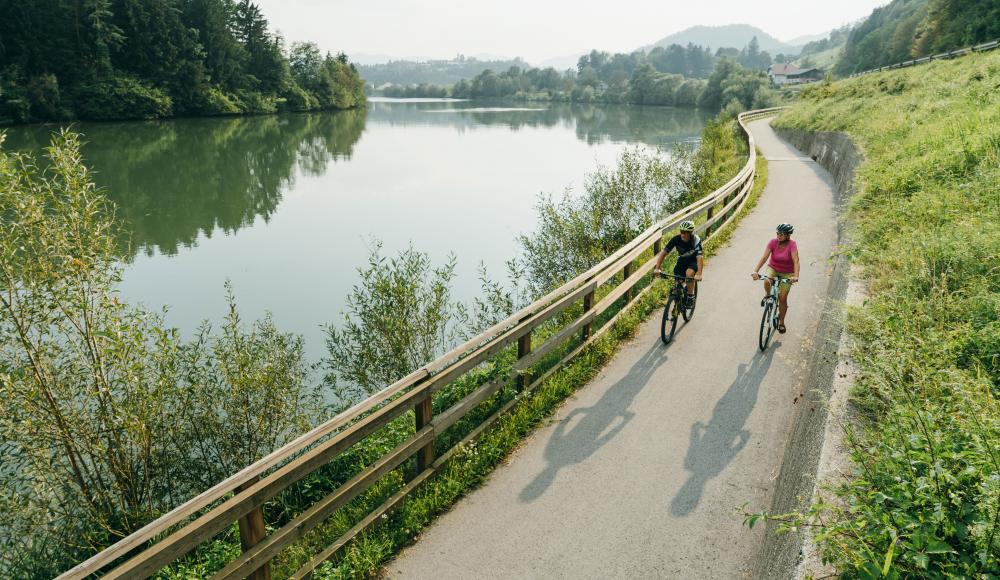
[{"xmin": 252, "ymin": 0, "xmax": 887, "ymax": 64}]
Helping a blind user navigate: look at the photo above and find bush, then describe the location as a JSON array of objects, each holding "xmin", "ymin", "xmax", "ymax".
[
  {"xmin": 74, "ymin": 74, "xmax": 173, "ymax": 120},
  {"xmin": 283, "ymin": 80, "xmax": 319, "ymax": 111},
  {"xmin": 197, "ymin": 86, "xmax": 241, "ymax": 115},
  {"xmin": 26, "ymin": 73, "xmax": 68, "ymax": 120},
  {"xmin": 321, "ymin": 243, "xmax": 467, "ymax": 403},
  {"xmin": 518, "ymin": 147, "xmax": 692, "ymax": 295},
  {"xmin": 234, "ymin": 90, "xmax": 278, "ymax": 114},
  {"xmin": 0, "ymin": 131, "xmax": 323, "ymax": 577}
]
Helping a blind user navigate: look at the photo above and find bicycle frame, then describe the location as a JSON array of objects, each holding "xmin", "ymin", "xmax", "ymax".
[{"xmin": 756, "ymin": 276, "xmax": 790, "ymax": 350}]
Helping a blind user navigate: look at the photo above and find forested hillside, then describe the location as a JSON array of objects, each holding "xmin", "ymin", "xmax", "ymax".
[
  {"xmin": 359, "ymin": 56, "xmax": 529, "ymax": 86},
  {"xmin": 0, "ymin": 0, "xmax": 366, "ymax": 124},
  {"xmin": 836, "ymin": 0, "xmax": 1000, "ymax": 74}
]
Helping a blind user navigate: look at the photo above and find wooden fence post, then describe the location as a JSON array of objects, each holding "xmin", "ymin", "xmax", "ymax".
[
  {"xmin": 622, "ymin": 262, "xmax": 634, "ymax": 304},
  {"xmin": 581, "ymin": 291, "xmax": 594, "ymax": 341},
  {"xmin": 236, "ymin": 480, "xmax": 271, "ymax": 580},
  {"xmin": 414, "ymin": 395, "xmax": 435, "ymax": 473},
  {"xmin": 705, "ymin": 206, "xmax": 715, "ymax": 238},
  {"xmin": 517, "ymin": 331, "xmax": 532, "ymax": 391}
]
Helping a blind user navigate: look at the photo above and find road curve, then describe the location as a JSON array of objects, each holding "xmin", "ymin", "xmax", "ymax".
[{"xmin": 386, "ymin": 119, "xmax": 839, "ymax": 578}]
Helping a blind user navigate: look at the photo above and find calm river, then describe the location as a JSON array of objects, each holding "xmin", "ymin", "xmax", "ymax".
[{"xmin": 4, "ymin": 100, "xmax": 708, "ymax": 358}]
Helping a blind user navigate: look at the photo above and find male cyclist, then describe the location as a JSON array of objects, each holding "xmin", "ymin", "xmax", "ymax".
[{"xmin": 653, "ymin": 220, "xmax": 703, "ymax": 305}]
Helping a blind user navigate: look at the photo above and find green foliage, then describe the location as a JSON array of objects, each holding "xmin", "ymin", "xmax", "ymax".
[
  {"xmin": 0, "ymin": 131, "xmax": 324, "ymax": 577},
  {"xmin": 0, "ymin": 0, "xmax": 364, "ymax": 123},
  {"xmin": 360, "ymin": 56, "xmax": 532, "ymax": 87},
  {"xmin": 835, "ymin": 0, "xmax": 1000, "ymax": 74},
  {"xmin": 771, "ymin": 50, "xmax": 1000, "ymax": 575},
  {"xmin": 395, "ymin": 47, "xmax": 779, "ymax": 112},
  {"xmin": 74, "ymin": 74, "xmax": 174, "ymax": 120},
  {"xmin": 517, "ymin": 147, "xmax": 692, "ymax": 295},
  {"xmin": 321, "ymin": 243, "xmax": 466, "ymax": 402},
  {"xmin": 198, "ymin": 86, "xmax": 242, "ymax": 115}
]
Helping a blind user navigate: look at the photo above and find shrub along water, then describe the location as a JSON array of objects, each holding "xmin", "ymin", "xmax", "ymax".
[
  {"xmin": 760, "ymin": 51, "xmax": 1000, "ymax": 575},
  {"xmin": 0, "ymin": 132, "xmax": 325, "ymax": 578}
]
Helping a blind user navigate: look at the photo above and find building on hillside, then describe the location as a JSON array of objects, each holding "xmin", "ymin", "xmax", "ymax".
[{"xmin": 768, "ymin": 63, "xmax": 824, "ymax": 86}]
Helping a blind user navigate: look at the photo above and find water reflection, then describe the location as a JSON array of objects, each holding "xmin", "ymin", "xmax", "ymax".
[
  {"xmin": 3, "ymin": 109, "xmax": 368, "ymax": 258},
  {"xmin": 2, "ymin": 102, "xmax": 705, "ymax": 260},
  {"xmin": 1, "ymin": 102, "xmax": 707, "ymax": 357},
  {"xmin": 366, "ymin": 100, "xmax": 709, "ymax": 149}
]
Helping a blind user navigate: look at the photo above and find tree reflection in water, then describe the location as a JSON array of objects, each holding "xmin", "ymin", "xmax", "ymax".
[{"xmin": 2, "ymin": 108, "xmax": 368, "ymax": 258}]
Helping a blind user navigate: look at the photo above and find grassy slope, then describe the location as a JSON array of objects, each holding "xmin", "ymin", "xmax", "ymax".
[
  {"xmin": 774, "ymin": 52, "xmax": 999, "ymax": 575},
  {"xmin": 793, "ymin": 44, "xmax": 843, "ymax": 70}
]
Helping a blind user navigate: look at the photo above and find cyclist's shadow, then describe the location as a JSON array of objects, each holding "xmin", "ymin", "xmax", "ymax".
[
  {"xmin": 519, "ymin": 342, "xmax": 668, "ymax": 502},
  {"xmin": 669, "ymin": 344, "xmax": 780, "ymax": 517}
]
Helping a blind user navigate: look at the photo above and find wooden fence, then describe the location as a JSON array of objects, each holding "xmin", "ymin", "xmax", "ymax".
[
  {"xmin": 850, "ymin": 38, "xmax": 1000, "ymax": 77},
  {"xmin": 58, "ymin": 107, "xmax": 783, "ymax": 580}
]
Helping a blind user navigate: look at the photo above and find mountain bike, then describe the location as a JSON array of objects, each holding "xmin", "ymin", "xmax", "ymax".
[
  {"xmin": 659, "ymin": 273, "xmax": 698, "ymax": 344},
  {"xmin": 755, "ymin": 276, "xmax": 792, "ymax": 351}
]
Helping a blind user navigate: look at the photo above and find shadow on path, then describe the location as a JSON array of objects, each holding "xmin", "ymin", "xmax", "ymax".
[
  {"xmin": 670, "ymin": 345, "xmax": 780, "ymax": 517},
  {"xmin": 520, "ymin": 341, "xmax": 670, "ymax": 502}
]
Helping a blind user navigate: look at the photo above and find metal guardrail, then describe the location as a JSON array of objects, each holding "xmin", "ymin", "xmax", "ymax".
[
  {"xmin": 57, "ymin": 107, "xmax": 785, "ymax": 580},
  {"xmin": 850, "ymin": 38, "xmax": 1000, "ymax": 77}
]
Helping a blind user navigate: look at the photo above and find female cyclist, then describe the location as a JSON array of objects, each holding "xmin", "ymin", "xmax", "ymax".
[{"xmin": 750, "ymin": 223, "xmax": 799, "ymax": 333}]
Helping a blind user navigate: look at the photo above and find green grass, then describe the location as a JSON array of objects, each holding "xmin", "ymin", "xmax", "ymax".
[
  {"xmin": 771, "ymin": 51, "xmax": 1000, "ymax": 576},
  {"xmin": 793, "ymin": 44, "xmax": 843, "ymax": 71}
]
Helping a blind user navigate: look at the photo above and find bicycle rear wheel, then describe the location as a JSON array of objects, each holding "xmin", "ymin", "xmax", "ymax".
[
  {"xmin": 759, "ymin": 300, "xmax": 774, "ymax": 351},
  {"xmin": 661, "ymin": 293, "xmax": 681, "ymax": 344}
]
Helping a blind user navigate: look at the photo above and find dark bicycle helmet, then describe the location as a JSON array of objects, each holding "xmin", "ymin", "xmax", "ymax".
[
  {"xmin": 679, "ymin": 220, "xmax": 696, "ymax": 232},
  {"xmin": 776, "ymin": 223, "xmax": 794, "ymax": 234}
]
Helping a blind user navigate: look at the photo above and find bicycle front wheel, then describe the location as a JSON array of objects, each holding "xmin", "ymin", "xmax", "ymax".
[
  {"xmin": 661, "ymin": 294, "xmax": 680, "ymax": 344},
  {"xmin": 759, "ymin": 300, "xmax": 774, "ymax": 351},
  {"xmin": 682, "ymin": 282, "xmax": 698, "ymax": 322}
]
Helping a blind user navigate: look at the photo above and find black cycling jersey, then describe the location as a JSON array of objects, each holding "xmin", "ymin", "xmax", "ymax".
[{"xmin": 664, "ymin": 233, "xmax": 703, "ymax": 269}]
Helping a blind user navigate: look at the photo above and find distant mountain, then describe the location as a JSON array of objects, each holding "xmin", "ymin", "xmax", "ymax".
[
  {"xmin": 352, "ymin": 53, "xmax": 477, "ymax": 66},
  {"xmin": 645, "ymin": 24, "xmax": 801, "ymax": 54},
  {"xmin": 784, "ymin": 32, "xmax": 831, "ymax": 47}
]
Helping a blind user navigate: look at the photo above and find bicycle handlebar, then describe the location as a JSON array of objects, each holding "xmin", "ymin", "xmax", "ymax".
[{"xmin": 752, "ymin": 275, "xmax": 795, "ymax": 284}]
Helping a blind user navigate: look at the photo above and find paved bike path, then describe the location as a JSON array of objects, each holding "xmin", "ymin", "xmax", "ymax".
[{"xmin": 387, "ymin": 119, "xmax": 838, "ymax": 578}]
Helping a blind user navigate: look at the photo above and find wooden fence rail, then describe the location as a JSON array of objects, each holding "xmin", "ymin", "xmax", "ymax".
[{"xmin": 58, "ymin": 107, "xmax": 783, "ymax": 580}]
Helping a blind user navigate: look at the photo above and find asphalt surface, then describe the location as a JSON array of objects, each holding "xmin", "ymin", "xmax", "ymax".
[{"xmin": 386, "ymin": 119, "xmax": 839, "ymax": 579}]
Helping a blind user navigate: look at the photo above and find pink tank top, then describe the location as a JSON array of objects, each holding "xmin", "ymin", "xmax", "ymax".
[{"xmin": 767, "ymin": 238, "xmax": 797, "ymax": 273}]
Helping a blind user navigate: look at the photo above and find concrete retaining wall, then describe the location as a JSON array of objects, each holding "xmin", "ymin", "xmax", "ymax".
[{"xmin": 752, "ymin": 126, "xmax": 862, "ymax": 578}]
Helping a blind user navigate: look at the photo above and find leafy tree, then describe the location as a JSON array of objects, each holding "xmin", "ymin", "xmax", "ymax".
[
  {"xmin": 321, "ymin": 243, "xmax": 465, "ymax": 401},
  {"xmin": 0, "ymin": 131, "xmax": 324, "ymax": 576},
  {"xmin": 518, "ymin": 147, "xmax": 691, "ymax": 294},
  {"xmin": 0, "ymin": 0, "xmax": 365, "ymax": 122}
]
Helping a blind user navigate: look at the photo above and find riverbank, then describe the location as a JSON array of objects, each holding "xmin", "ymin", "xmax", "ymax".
[{"xmin": 769, "ymin": 50, "xmax": 1000, "ymax": 575}]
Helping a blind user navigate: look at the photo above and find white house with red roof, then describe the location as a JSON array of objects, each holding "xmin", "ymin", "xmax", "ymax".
[{"xmin": 768, "ymin": 63, "xmax": 824, "ymax": 86}]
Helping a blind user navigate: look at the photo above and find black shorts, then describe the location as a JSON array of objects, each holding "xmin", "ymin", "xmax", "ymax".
[{"xmin": 673, "ymin": 261, "xmax": 697, "ymax": 277}]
